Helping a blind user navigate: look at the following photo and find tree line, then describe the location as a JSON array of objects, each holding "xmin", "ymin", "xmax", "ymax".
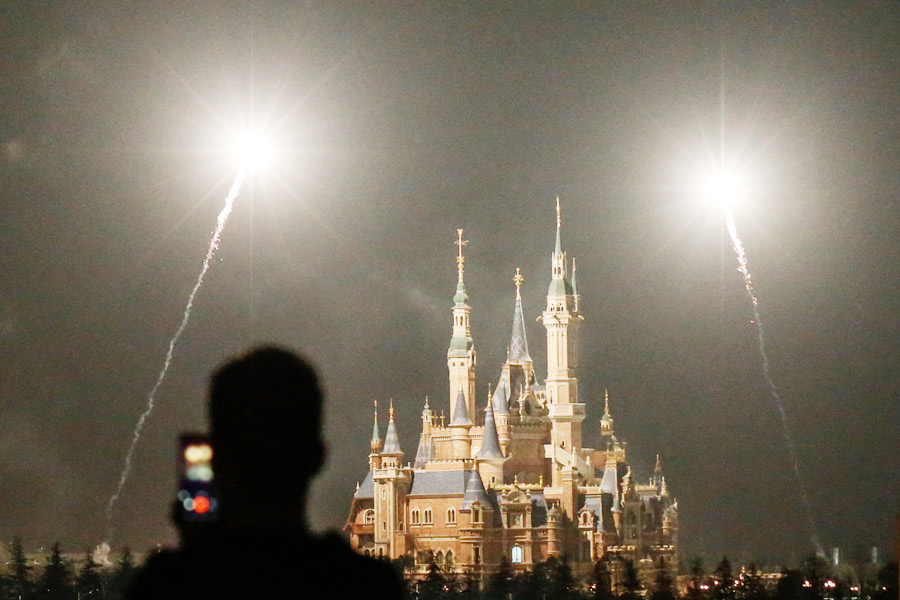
[
  {"xmin": 389, "ymin": 554, "xmax": 899, "ymax": 600},
  {"xmin": 0, "ymin": 537, "xmax": 136, "ymax": 600}
]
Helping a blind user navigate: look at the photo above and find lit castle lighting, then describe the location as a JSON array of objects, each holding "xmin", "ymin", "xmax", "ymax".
[{"xmin": 345, "ymin": 201, "xmax": 678, "ymax": 575}]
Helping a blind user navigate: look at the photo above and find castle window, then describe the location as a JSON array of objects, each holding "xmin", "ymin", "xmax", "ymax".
[
  {"xmin": 424, "ymin": 507, "xmax": 433, "ymax": 524},
  {"xmin": 445, "ymin": 550, "xmax": 454, "ymax": 568},
  {"xmin": 474, "ymin": 547, "xmax": 481, "ymax": 565},
  {"xmin": 511, "ymin": 512, "xmax": 522, "ymax": 527},
  {"xmin": 382, "ymin": 521, "xmax": 387, "ymax": 531},
  {"xmin": 473, "ymin": 507, "xmax": 481, "ymax": 523},
  {"xmin": 364, "ymin": 509, "xmax": 375, "ymax": 525},
  {"xmin": 411, "ymin": 509, "xmax": 420, "ymax": 524},
  {"xmin": 447, "ymin": 507, "xmax": 456, "ymax": 525},
  {"xmin": 381, "ymin": 489, "xmax": 387, "ymax": 500},
  {"xmin": 511, "ymin": 545, "xmax": 524, "ymax": 564},
  {"xmin": 435, "ymin": 550, "xmax": 444, "ymax": 566}
]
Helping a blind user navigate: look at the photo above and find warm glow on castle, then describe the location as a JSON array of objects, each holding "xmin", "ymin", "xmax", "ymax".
[{"xmin": 345, "ymin": 201, "xmax": 678, "ymax": 576}]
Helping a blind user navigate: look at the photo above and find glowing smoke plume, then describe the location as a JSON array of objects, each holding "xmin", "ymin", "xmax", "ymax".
[
  {"xmin": 724, "ymin": 207, "xmax": 824, "ymax": 555},
  {"xmin": 105, "ymin": 167, "xmax": 246, "ymax": 542}
]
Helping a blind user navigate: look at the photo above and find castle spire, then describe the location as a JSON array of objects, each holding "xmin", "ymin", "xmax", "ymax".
[
  {"xmin": 448, "ymin": 229, "xmax": 476, "ymax": 423},
  {"xmin": 456, "ymin": 227, "xmax": 467, "ymax": 284},
  {"xmin": 450, "ymin": 384, "xmax": 473, "ymax": 427},
  {"xmin": 555, "ymin": 195, "xmax": 562, "ymax": 254},
  {"xmin": 601, "ymin": 389, "xmax": 614, "ymax": 437},
  {"xmin": 382, "ymin": 398, "xmax": 402, "ymax": 455},
  {"xmin": 370, "ymin": 400, "xmax": 382, "ymax": 453},
  {"xmin": 509, "ymin": 268, "xmax": 532, "ymax": 364},
  {"xmin": 571, "ymin": 257, "xmax": 579, "ymax": 313},
  {"xmin": 477, "ymin": 401, "xmax": 504, "ymax": 460}
]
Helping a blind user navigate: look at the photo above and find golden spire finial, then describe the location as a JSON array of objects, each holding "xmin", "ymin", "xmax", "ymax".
[
  {"xmin": 374, "ymin": 399, "xmax": 378, "ymax": 419},
  {"xmin": 389, "ymin": 398, "xmax": 394, "ymax": 420},
  {"xmin": 556, "ymin": 196, "xmax": 561, "ymax": 229},
  {"xmin": 604, "ymin": 388, "xmax": 610, "ymax": 414},
  {"xmin": 455, "ymin": 228, "xmax": 468, "ymax": 283},
  {"xmin": 513, "ymin": 267, "xmax": 524, "ymax": 301}
]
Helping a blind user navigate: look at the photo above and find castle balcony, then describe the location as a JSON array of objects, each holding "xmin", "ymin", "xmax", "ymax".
[{"xmin": 354, "ymin": 523, "xmax": 375, "ymax": 535}]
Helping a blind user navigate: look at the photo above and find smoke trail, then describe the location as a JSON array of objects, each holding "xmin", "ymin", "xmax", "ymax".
[
  {"xmin": 105, "ymin": 168, "xmax": 246, "ymax": 543},
  {"xmin": 724, "ymin": 208, "xmax": 824, "ymax": 555}
]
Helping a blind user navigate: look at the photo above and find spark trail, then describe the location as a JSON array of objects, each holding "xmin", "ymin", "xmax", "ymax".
[
  {"xmin": 724, "ymin": 208, "xmax": 824, "ymax": 555},
  {"xmin": 105, "ymin": 167, "xmax": 246, "ymax": 543}
]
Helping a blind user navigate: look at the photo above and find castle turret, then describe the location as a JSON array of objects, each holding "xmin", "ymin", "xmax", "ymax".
[
  {"xmin": 450, "ymin": 384, "xmax": 473, "ymax": 460},
  {"xmin": 369, "ymin": 401, "xmax": 382, "ymax": 471},
  {"xmin": 540, "ymin": 198, "xmax": 585, "ymax": 515},
  {"xmin": 414, "ymin": 397, "xmax": 433, "ymax": 469},
  {"xmin": 476, "ymin": 401, "xmax": 506, "ymax": 488},
  {"xmin": 600, "ymin": 389, "xmax": 614, "ymax": 438},
  {"xmin": 372, "ymin": 400, "xmax": 410, "ymax": 559},
  {"xmin": 448, "ymin": 229, "xmax": 477, "ymax": 423}
]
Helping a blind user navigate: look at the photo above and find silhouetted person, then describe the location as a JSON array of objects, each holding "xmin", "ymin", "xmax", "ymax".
[{"xmin": 128, "ymin": 346, "xmax": 404, "ymax": 600}]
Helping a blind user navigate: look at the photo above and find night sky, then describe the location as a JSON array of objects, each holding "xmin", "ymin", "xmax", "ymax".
[{"xmin": 2, "ymin": 2, "xmax": 898, "ymax": 565}]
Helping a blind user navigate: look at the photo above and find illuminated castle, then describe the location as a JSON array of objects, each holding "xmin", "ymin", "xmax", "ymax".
[{"xmin": 344, "ymin": 202, "xmax": 678, "ymax": 575}]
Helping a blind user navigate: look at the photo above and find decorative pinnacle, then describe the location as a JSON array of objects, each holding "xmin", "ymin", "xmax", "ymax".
[
  {"xmin": 604, "ymin": 388, "xmax": 610, "ymax": 414},
  {"xmin": 455, "ymin": 228, "xmax": 468, "ymax": 283},
  {"xmin": 513, "ymin": 267, "xmax": 524, "ymax": 301},
  {"xmin": 389, "ymin": 398, "xmax": 395, "ymax": 420},
  {"xmin": 556, "ymin": 196, "xmax": 561, "ymax": 230}
]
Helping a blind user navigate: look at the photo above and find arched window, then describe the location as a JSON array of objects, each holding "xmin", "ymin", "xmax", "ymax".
[
  {"xmin": 411, "ymin": 509, "xmax": 420, "ymax": 524},
  {"xmin": 435, "ymin": 550, "xmax": 444, "ymax": 566},
  {"xmin": 447, "ymin": 507, "xmax": 456, "ymax": 525},
  {"xmin": 363, "ymin": 509, "xmax": 375, "ymax": 525},
  {"xmin": 511, "ymin": 545, "xmax": 524, "ymax": 564},
  {"xmin": 424, "ymin": 507, "xmax": 433, "ymax": 524},
  {"xmin": 377, "ymin": 547, "xmax": 384, "ymax": 558},
  {"xmin": 445, "ymin": 550, "xmax": 454, "ymax": 568}
]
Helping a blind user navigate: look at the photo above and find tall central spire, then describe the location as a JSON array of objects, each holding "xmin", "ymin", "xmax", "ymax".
[{"xmin": 448, "ymin": 228, "xmax": 476, "ymax": 425}]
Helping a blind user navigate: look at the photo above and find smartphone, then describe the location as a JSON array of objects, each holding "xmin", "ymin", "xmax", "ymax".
[{"xmin": 177, "ymin": 433, "xmax": 219, "ymax": 523}]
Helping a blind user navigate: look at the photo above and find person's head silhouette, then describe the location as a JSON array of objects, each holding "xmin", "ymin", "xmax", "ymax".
[{"xmin": 208, "ymin": 346, "xmax": 326, "ymax": 531}]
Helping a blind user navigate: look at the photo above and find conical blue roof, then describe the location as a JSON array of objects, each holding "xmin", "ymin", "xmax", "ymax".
[
  {"xmin": 382, "ymin": 406, "xmax": 402, "ymax": 455},
  {"xmin": 450, "ymin": 385, "xmax": 473, "ymax": 427},
  {"xmin": 509, "ymin": 294, "xmax": 532, "ymax": 364},
  {"xmin": 492, "ymin": 380, "xmax": 509, "ymax": 416},
  {"xmin": 477, "ymin": 403, "xmax": 504, "ymax": 460},
  {"xmin": 600, "ymin": 458, "xmax": 618, "ymax": 496},
  {"xmin": 461, "ymin": 469, "xmax": 490, "ymax": 509},
  {"xmin": 414, "ymin": 433, "xmax": 431, "ymax": 468}
]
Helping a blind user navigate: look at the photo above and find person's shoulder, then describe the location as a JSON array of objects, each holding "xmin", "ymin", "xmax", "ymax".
[{"xmin": 125, "ymin": 548, "xmax": 190, "ymax": 600}]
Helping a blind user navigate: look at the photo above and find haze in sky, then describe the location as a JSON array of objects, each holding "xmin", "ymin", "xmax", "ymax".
[{"xmin": 1, "ymin": 2, "xmax": 898, "ymax": 563}]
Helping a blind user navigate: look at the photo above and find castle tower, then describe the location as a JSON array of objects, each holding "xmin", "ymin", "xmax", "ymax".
[
  {"xmin": 448, "ymin": 228, "xmax": 477, "ymax": 422},
  {"xmin": 372, "ymin": 400, "xmax": 409, "ymax": 558},
  {"xmin": 540, "ymin": 198, "xmax": 585, "ymax": 513}
]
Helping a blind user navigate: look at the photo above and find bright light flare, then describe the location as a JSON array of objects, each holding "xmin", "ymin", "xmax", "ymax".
[
  {"xmin": 231, "ymin": 132, "xmax": 272, "ymax": 169},
  {"xmin": 704, "ymin": 171, "xmax": 742, "ymax": 208}
]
